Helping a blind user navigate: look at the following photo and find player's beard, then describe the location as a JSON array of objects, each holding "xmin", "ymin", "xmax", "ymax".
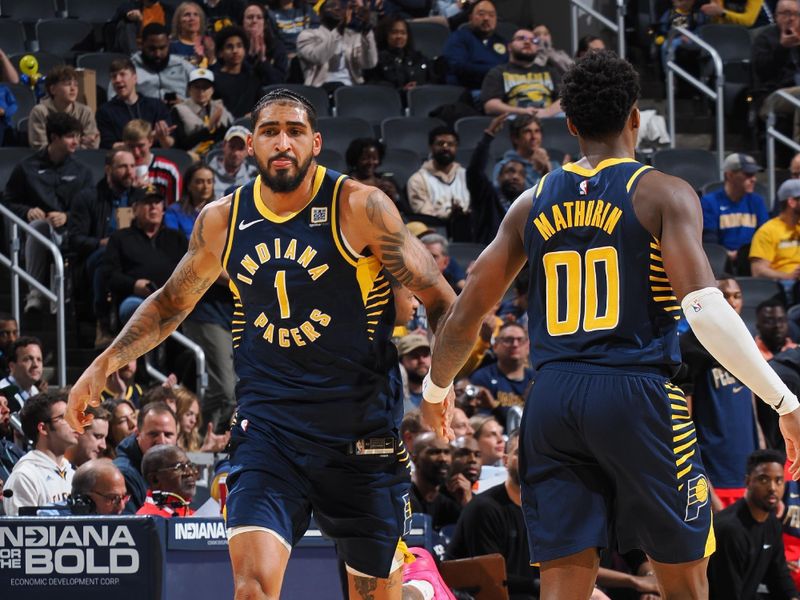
[{"xmin": 259, "ymin": 153, "xmax": 314, "ymax": 193}]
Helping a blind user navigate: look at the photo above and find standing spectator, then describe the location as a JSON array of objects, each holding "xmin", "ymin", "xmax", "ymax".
[
  {"xmin": 69, "ymin": 149, "xmax": 146, "ymax": 348},
  {"xmin": 755, "ymin": 299, "xmax": 797, "ymax": 361},
  {"xmin": 28, "ymin": 66, "xmax": 100, "ymax": 150},
  {"xmin": 492, "ymin": 113, "xmax": 557, "ymax": 191},
  {"xmin": 701, "ymin": 153, "xmax": 769, "ymax": 262},
  {"xmin": 208, "ymin": 125, "xmax": 258, "ymax": 197},
  {"xmin": 407, "ymin": 126, "xmax": 471, "ymax": 225},
  {"xmin": 0, "ymin": 337, "xmax": 43, "ymax": 412},
  {"xmin": 267, "ymin": 0, "xmax": 317, "ymax": 57},
  {"xmin": 170, "ymin": 2, "xmax": 215, "ymax": 66},
  {"xmin": 123, "ymin": 118, "xmax": 183, "ymax": 205},
  {"xmin": 137, "ymin": 444, "xmax": 197, "ymax": 516},
  {"xmin": 708, "ymin": 449, "xmax": 799, "ymax": 598},
  {"xmin": 212, "ymin": 26, "xmax": 284, "ymax": 118},
  {"xmin": 480, "ymin": 28, "xmax": 562, "ymax": 117},
  {"xmin": 409, "ymin": 431, "xmax": 463, "ymax": 530},
  {"xmin": 65, "ymin": 406, "xmax": 110, "ymax": 468},
  {"xmin": 132, "ymin": 23, "xmax": 195, "ymax": 102},
  {"xmin": 166, "ymin": 163, "xmax": 216, "ymax": 238},
  {"xmin": 70, "ymin": 459, "xmax": 129, "ymax": 515},
  {"xmin": 97, "ymin": 57, "xmax": 175, "ymax": 149},
  {"xmin": 750, "ymin": 178, "xmax": 800, "ymax": 286},
  {"xmin": 113, "ymin": 401, "xmax": 177, "ymax": 513},
  {"xmin": 102, "ymin": 398, "xmax": 138, "ymax": 458},
  {"xmin": 3, "ymin": 113, "xmax": 93, "ymax": 314},
  {"xmin": 109, "ymin": 0, "xmax": 175, "ymax": 55},
  {"xmin": 531, "ymin": 24, "xmax": 573, "ymax": 76},
  {"xmin": 398, "ymin": 333, "xmax": 431, "ymax": 409},
  {"xmin": 242, "ymin": 3, "xmax": 289, "ymax": 83},
  {"xmin": 2, "ymin": 391, "xmax": 77, "ymax": 516},
  {"xmin": 104, "ymin": 187, "xmax": 188, "ymax": 324},
  {"xmin": 366, "ymin": 15, "xmax": 440, "ymax": 97},
  {"xmin": 296, "ymin": 0, "xmax": 378, "ymax": 90},
  {"xmin": 442, "ymin": 0, "xmax": 507, "ymax": 94},
  {"xmin": 173, "ymin": 68, "xmax": 233, "ymax": 157}
]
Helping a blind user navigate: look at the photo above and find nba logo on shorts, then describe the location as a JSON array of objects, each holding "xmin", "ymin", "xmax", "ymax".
[
  {"xmin": 685, "ymin": 474, "xmax": 709, "ymax": 521},
  {"xmin": 311, "ymin": 207, "xmax": 328, "ymax": 224},
  {"xmin": 579, "ymin": 180, "xmax": 589, "ymax": 195}
]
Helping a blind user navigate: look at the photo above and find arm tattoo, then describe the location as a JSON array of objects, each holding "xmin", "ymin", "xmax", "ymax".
[
  {"xmin": 352, "ymin": 575, "xmax": 378, "ymax": 600},
  {"xmin": 188, "ymin": 209, "xmax": 207, "ymax": 255}
]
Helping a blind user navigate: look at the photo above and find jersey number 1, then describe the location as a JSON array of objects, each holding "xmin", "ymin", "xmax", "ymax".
[
  {"xmin": 543, "ymin": 246, "xmax": 620, "ymax": 336},
  {"xmin": 274, "ymin": 271, "xmax": 291, "ymax": 319}
]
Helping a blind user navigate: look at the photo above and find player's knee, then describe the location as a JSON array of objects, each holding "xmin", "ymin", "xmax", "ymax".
[{"xmin": 233, "ymin": 578, "xmax": 277, "ymax": 600}]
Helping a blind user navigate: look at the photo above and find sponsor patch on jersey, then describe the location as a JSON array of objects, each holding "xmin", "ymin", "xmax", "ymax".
[{"xmin": 311, "ymin": 207, "xmax": 328, "ymax": 224}]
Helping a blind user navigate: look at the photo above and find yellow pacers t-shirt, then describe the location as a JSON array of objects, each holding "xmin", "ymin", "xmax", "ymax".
[{"xmin": 749, "ymin": 217, "xmax": 800, "ymax": 274}]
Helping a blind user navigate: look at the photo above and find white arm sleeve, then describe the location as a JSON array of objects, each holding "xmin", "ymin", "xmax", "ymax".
[{"xmin": 682, "ymin": 287, "xmax": 800, "ymax": 415}]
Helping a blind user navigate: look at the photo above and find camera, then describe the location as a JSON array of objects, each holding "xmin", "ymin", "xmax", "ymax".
[{"xmin": 464, "ymin": 385, "xmax": 478, "ymax": 399}]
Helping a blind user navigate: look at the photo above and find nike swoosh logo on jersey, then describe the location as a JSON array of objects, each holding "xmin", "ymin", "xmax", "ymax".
[
  {"xmin": 791, "ymin": 493, "xmax": 800, "ymax": 498},
  {"xmin": 719, "ymin": 206, "xmax": 730, "ymax": 211},
  {"xmin": 732, "ymin": 385, "xmax": 744, "ymax": 393},
  {"xmin": 239, "ymin": 218, "xmax": 264, "ymax": 231},
  {"xmin": 777, "ymin": 397, "xmax": 785, "ymax": 409},
  {"xmin": 763, "ymin": 544, "xmax": 772, "ymax": 550}
]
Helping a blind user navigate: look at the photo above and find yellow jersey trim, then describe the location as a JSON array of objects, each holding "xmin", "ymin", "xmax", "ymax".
[
  {"xmin": 330, "ymin": 174, "xmax": 358, "ymax": 267},
  {"xmin": 535, "ymin": 172, "xmax": 550, "ymax": 198},
  {"xmin": 562, "ymin": 157, "xmax": 638, "ymax": 177},
  {"xmin": 222, "ymin": 186, "xmax": 242, "ymax": 272},
  {"xmin": 625, "ymin": 165, "xmax": 653, "ymax": 193},
  {"xmin": 253, "ymin": 165, "xmax": 327, "ymax": 223}
]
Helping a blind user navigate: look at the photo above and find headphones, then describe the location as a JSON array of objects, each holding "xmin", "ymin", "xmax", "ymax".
[
  {"xmin": 67, "ymin": 493, "xmax": 96, "ymax": 515},
  {"xmin": 152, "ymin": 490, "xmax": 190, "ymax": 510}
]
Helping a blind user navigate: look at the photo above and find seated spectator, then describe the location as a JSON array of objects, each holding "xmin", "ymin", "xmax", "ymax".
[
  {"xmin": 708, "ymin": 449, "xmax": 798, "ymax": 598},
  {"xmin": 0, "ymin": 337, "xmax": 43, "ymax": 412},
  {"xmin": 400, "ymin": 408, "xmax": 431, "ymax": 455},
  {"xmin": 480, "ymin": 28, "xmax": 562, "ymax": 118},
  {"xmin": 469, "ymin": 414, "xmax": 504, "ymax": 467},
  {"xmin": 2, "ymin": 391, "xmax": 77, "ymax": 516},
  {"xmin": 101, "ymin": 398, "xmax": 138, "ymax": 458},
  {"xmin": 137, "ymin": 444, "xmax": 197, "ymax": 516},
  {"xmin": 267, "ymin": 0, "xmax": 318, "ymax": 58},
  {"xmin": 755, "ymin": 298, "xmax": 797, "ymax": 361},
  {"xmin": 442, "ymin": 0, "xmax": 507, "ymax": 94},
  {"xmin": 492, "ymin": 114, "xmax": 559, "ymax": 191},
  {"xmin": 791, "ymin": 151, "xmax": 800, "ymax": 178},
  {"xmin": 576, "ymin": 35, "xmax": 606, "ymax": 59},
  {"xmin": 0, "ymin": 395, "xmax": 25, "ymax": 485},
  {"xmin": 113, "ymin": 401, "xmax": 177, "ymax": 513},
  {"xmin": 212, "ymin": 26, "xmax": 283, "ymax": 119},
  {"xmin": 701, "ymin": 153, "xmax": 768, "ymax": 263},
  {"xmin": 420, "ymin": 233, "xmax": 465, "ymax": 291},
  {"xmin": 440, "ymin": 435, "xmax": 481, "ymax": 507},
  {"xmin": 28, "ymin": 65, "xmax": 100, "ymax": 150},
  {"xmin": 345, "ymin": 137, "xmax": 401, "ymax": 205},
  {"xmin": 366, "ymin": 15, "xmax": 440, "ymax": 98},
  {"xmin": 209, "ymin": 125, "xmax": 258, "ymax": 197},
  {"xmin": 71, "ymin": 458, "xmax": 129, "ymax": 515},
  {"xmin": 389, "ymin": 273, "xmax": 421, "ymax": 337},
  {"xmin": 653, "ymin": 0, "xmax": 707, "ymax": 70},
  {"xmin": 174, "ymin": 386, "xmax": 228, "ymax": 452},
  {"xmin": 409, "ymin": 431, "xmax": 462, "ymax": 530},
  {"xmin": 531, "ymin": 24, "xmax": 572, "ymax": 76},
  {"xmin": 451, "ymin": 407, "xmax": 473, "ymax": 438},
  {"xmin": 123, "ymin": 118, "xmax": 183, "ymax": 205},
  {"xmin": 750, "ymin": 179, "xmax": 800, "ymax": 289},
  {"xmin": 407, "ymin": 126, "xmax": 471, "ymax": 229},
  {"xmin": 242, "ymin": 3, "xmax": 289, "ymax": 83},
  {"xmin": 701, "ymin": 0, "xmax": 771, "ymax": 27},
  {"xmin": 170, "ymin": 2, "xmax": 215, "ymax": 66},
  {"xmin": 203, "ymin": 0, "xmax": 246, "ymax": 33},
  {"xmin": 4, "ymin": 113, "xmax": 93, "ymax": 314},
  {"xmin": 166, "ymin": 164, "xmax": 215, "ymax": 238},
  {"xmin": 0, "ymin": 314, "xmax": 18, "ymax": 374},
  {"xmin": 446, "ymin": 431, "xmax": 539, "ymax": 600},
  {"xmin": 296, "ymin": 0, "xmax": 378, "ymax": 90},
  {"xmin": 173, "ymin": 68, "xmax": 233, "ymax": 157},
  {"xmin": 65, "ymin": 406, "xmax": 110, "ymax": 468},
  {"xmin": 133, "ymin": 23, "xmax": 195, "ymax": 102},
  {"xmin": 100, "ymin": 362, "xmax": 144, "ymax": 406},
  {"xmin": 97, "ymin": 57, "xmax": 175, "ymax": 150},
  {"xmin": 104, "ymin": 186, "xmax": 188, "ymax": 324},
  {"xmin": 398, "ymin": 333, "xmax": 431, "ymax": 410},
  {"xmin": 0, "ymin": 77, "xmax": 17, "ymax": 146},
  {"xmin": 69, "ymin": 149, "xmax": 146, "ymax": 348},
  {"xmin": 109, "ymin": 0, "xmax": 175, "ymax": 55},
  {"xmin": 0, "ymin": 47, "xmax": 19, "ymax": 85}
]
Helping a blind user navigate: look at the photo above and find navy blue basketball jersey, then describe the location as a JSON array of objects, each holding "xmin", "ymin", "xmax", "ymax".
[
  {"xmin": 523, "ymin": 158, "xmax": 681, "ymax": 371},
  {"xmin": 222, "ymin": 166, "xmax": 401, "ymax": 446}
]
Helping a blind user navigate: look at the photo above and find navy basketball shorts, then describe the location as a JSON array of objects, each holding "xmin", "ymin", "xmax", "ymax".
[
  {"xmin": 225, "ymin": 417, "xmax": 412, "ymax": 578},
  {"xmin": 519, "ymin": 362, "xmax": 715, "ymax": 564}
]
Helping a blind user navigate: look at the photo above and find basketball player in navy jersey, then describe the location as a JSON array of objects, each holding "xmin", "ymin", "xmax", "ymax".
[
  {"xmin": 423, "ymin": 51, "xmax": 800, "ymax": 599},
  {"xmin": 65, "ymin": 89, "xmax": 457, "ymax": 600}
]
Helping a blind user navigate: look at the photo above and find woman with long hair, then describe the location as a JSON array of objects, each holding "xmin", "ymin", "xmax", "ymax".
[
  {"xmin": 101, "ymin": 398, "xmax": 138, "ymax": 458},
  {"xmin": 165, "ymin": 163, "xmax": 216, "ymax": 239},
  {"xmin": 170, "ymin": 1, "xmax": 215, "ymax": 66},
  {"xmin": 174, "ymin": 386, "xmax": 230, "ymax": 452},
  {"xmin": 242, "ymin": 1, "xmax": 289, "ymax": 78}
]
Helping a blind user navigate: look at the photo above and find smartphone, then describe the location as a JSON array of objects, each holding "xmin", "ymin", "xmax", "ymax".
[{"xmin": 164, "ymin": 91, "xmax": 177, "ymax": 102}]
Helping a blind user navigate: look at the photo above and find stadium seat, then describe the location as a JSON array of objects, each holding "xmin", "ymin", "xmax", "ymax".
[
  {"xmin": 702, "ymin": 242, "xmax": 730, "ymax": 278},
  {"xmin": 540, "ymin": 118, "xmax": 580, "ymax": 159},
  {"xmin": 494, "ymin": 20, "xmax": 518, "ymax": 42},
  {"xmin": 652, "ymin": 148, "xmax": 718, "ymax": 192},
  {"xmin": 317, "ymin": 116, "xmax": 373, "ymax": 156},
  {"xmin": 697, "ymin": 24, "xmax": 752, "ymax": 115},
  {"xmin": 152, "ymin": 148, "xmax": 195, "ymax": 175},
  {"xmin": 35, "ymin": 19, "xmax": 92, "ymax": 55},
  {"xmin": 262, "ymin": 83, "xmax": 331, "ymax": 117},
  {"xmin": 0, "ymin": 19, "xmax": 26, "ymax": 55},
  {"xmin": 15, "ymin": 115, "xmax": 28, "ymax": 145},
  {"xmin": 66, "ymin": 0, "xmax": 125, "ymax": 23},
  {"xmin": 407, "ymin": 84, "xmax": 465, "ymax": 117},
  {"xmin": 380, "ymin": 116, "xmax": 445, "ymax": 153},
  {"xmin": 75, "ymin": 148, "xmax": 107, "ymax": 183},
  {"xmin": 9, "ymin": 51, "xmax": 64, "ymax": 77},
  {"xmin": 6, "ymin": 82, "xmax": 35, "ymax": 129},
  {"xmin": 317, "ymin": 148, "xmax": 346, "ymax": 173},
  {"xmin": 333, "ymin": 85, "xmax": 402, "ymax": 126},
  {"xmin": 408, "ymin": 21, "xmax": 449, "ymax": 59},
  {"xmin": 0, "ymin": 146, "xmax": 35, "ymax": 190},
  {"xmin": 380, "ymin": 148, "xmax": 421, "ymax": 189},
  {"xmin": 232, "ymin": 116, "xmax": 251, "ymax": 130},
  {"xmin": 77, "ymin": 52, "xmax": 128, "ymax": 97},
  {"xmin": 454, "ymin": 116, "xmax": 512, "ymax": 157},
  {"xmin": 455, "ymin": 147, "xmax": 494, "ymax": 180},
  {"xmin": 448, "ymin": 242, "xmax": 486, "ymax": 267},
  {"xmin": 736, "ymin": 276, "xmax": 784, "ymax": 331},
  {"xmin": 0, "ymin": 0, "xmax": 57, "ymax": 22}
]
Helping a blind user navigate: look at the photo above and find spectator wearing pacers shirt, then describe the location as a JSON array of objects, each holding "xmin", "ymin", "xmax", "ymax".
[
  {"xmin": 122, "ymin": 118, "xmax": 182, "ymax": 205},
  {"xmin": 701, "ymin": 153, "xmax": 768, "ymax": 262}
]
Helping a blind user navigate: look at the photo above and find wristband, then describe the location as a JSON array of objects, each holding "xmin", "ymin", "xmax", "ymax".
[{"xmin": 422, "ymin": 373, "xmax": 452, "ymax": 404}]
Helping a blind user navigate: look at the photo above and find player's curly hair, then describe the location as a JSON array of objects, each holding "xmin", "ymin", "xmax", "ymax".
[
  {"xmin": 559, "ymin": 50, "xmax": 640, "ymax": 141},
  {"xmin": 251, "ymin": 88, "xmax": 319, "ymax": 132}
]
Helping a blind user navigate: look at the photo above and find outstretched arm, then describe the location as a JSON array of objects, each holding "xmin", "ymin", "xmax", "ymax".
[{"xmin": 66, "ymin": 200, "xmax": 229, "ymax": 432}]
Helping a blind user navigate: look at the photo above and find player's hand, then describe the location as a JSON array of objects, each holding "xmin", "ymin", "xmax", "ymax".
[
  {"xmin": 66, "ymin": 357, "xmax": 109, "ymax": 434},
  {"xmin": 780, "ymin": 405, "xmax": 800, "ymax": 479},
  {"xmin": 421, "ymin": 394, "xmax": 455, "ymax": 442}
]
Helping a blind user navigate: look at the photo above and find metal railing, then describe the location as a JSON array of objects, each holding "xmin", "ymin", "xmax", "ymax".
[
  {"xmin": 665, "ymin": 26, "xmax": 725, "ymax": 180},
  {"xmin": 0, "ymin": 205, "xmax": 66, "ymax": 386},
  {"xmin": 145, "ymin": 329, "xmax": 208, "ymax": 400},
  {"xmin": 766, "ymin": 89, "xmax": 800, "ymax": 209},
  {"xmin": 570, "ymin": 0, "xmax": 626, "ymax": 59}
]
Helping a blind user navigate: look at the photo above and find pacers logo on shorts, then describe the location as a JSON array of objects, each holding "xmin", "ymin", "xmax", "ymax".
[{"xmin": 685, "ymin": 474, "xmax": 709, "ymax": 522}]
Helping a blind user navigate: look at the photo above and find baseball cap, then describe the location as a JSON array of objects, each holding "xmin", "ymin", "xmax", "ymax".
[
  {"xmin": 225, "ymin": 125, "xmax": 251, "ymax": 143},
  {"xmin": 406, "ymin": 221, "xmax": 435, "ymax": 238},
  {"xmin": 778, "ymin": 178, "xmax": 800, "ymax": 203},
  {"xmin": 396, "ymin": 334, "xmax": 430, "ymax": 356},
  {"xmin": 723, "ymin": 153, "xmax": 762, "ymax": 174},
  {"xmin": 189, "ymin": 68, "xmax": 214, "ymax": 84},
  {"xmin": 134, "ymin": 184, "xmax": 165, "ymax": 203}
]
